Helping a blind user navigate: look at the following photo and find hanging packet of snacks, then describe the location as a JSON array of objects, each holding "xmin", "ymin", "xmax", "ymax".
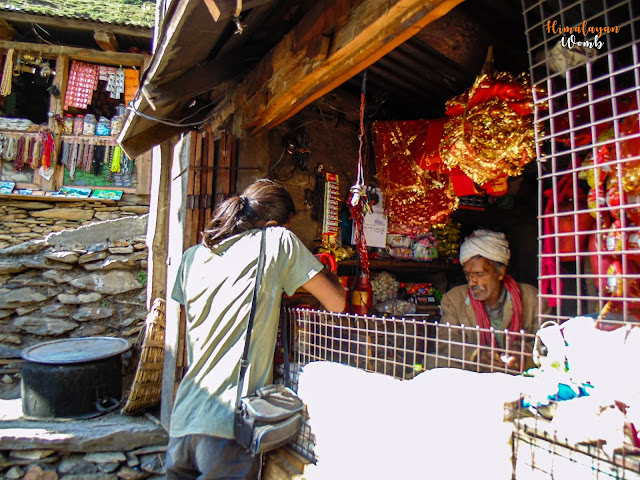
[
  {"xmin": 106, "ymin": 67, "xmax": 125, "ymax": 100},
  {"xmin": 322, "ymin": 173, "xmax": 340, "ymax": 249},
  {"xmin": 439, "ymin": 72, "xmax": 543, "ymax": 186},
  {"xmin": 124, "ymin": 68, "xmax": 140, "ymax": 106},
  {"xmin": 64, "ymin": 61, "xmax": 100, "ymax": 110}
]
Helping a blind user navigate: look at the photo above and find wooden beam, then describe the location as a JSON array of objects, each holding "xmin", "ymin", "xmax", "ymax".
[
  {"xmin": 141, "ymin": 51, "xmax": 248, "ymax": 111},
  {"xmin": 211, "ymin": 0, "xmax": 465, "ymax": 134},
  {"xmin": 0, "ymin": 12, "xmax": 151, "ymax": 38},
  {"xmin": 94, "ymin": 30, "xmax": 119, "ymax": 52},
  {"xmin": 119, "ymin": 120, "xmax": 186, "ymax": 159},
  {"xmin": 201, "ymin": 0, "xmax": 276, "ymax": 21},
  {"xmin": 0, "ymin": 40, "xmax": 147, "ymax": 67},
  {"xmin": 0, "ymin": 19, "xmax": 15, "ymax": 41}
]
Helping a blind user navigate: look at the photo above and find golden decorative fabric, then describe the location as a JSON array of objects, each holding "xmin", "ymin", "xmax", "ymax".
[
  {"xmin": 372, "ymin": 119, "xmax": 458, "ymax": 235},
  {"xmin": 440, "ymin": 72, "xmax": 540, "ymax": 185}
]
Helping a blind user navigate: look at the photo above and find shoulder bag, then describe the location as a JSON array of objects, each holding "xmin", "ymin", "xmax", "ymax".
[{"xmin": 234, "ymin": 229, "xmax": 305, "ymax": 456}]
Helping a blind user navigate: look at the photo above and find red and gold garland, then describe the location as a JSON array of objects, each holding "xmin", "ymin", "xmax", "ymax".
[
  {"xmin": 440, "ymin": 72, "xmax": 541, "ymax": 185},
  {"xmin": 373, "ymin": 120, "xmax": 458, "ymax": 235}
]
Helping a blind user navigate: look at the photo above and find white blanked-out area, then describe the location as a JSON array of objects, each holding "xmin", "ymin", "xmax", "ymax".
[
  {"xmin": 295, "ymin": 317, "xmax": 640, "ymax": 479},
  {"xmin": 297, "ymin": 361, "xmax": 534, "ymax": 480}
]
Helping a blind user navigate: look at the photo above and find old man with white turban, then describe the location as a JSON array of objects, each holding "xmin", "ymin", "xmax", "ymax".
[{"xmin": 434, "ymin": 229, "xmax": 541, "ymax": 372}]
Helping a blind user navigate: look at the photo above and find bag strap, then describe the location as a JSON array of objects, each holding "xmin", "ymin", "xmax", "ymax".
[
  {"xmin": 235, "ymin": 229, "xmax": 293, "ymax": 411},
  {"xmin": 280, "ymin": 301, "xmax": 292, "ymax": 388},
  {"xmin": 236, "ymin": 229, "xmax": 267, "ymax": 410}
]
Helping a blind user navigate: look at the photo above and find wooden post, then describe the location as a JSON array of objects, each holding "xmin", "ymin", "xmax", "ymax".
[
  {"xmin": 49, "ymin": 53, "xmax": 69, "ymax": 192},
  {"xmin": 161, "ymin": 133, "xmax": 191, "ymax": 430},
  {"xmin": 147, "ymin": 141, "xmax": 172, "ymax": 306},
  {"xmin": 191, "ymin": 132, "xmax": 203, "ymax": 245},
  {"xmin": 203, "ymin": 131, "xmax": 215, "ymax": 229},
  {"xmin": 215, "ymin": 131, "xmax": 238, "ymax": 203}
]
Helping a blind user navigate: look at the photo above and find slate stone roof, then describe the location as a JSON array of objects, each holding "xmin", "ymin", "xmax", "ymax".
[{"xmin": 0, "ymin": 0, "xmax": 155, "ymax": 29}]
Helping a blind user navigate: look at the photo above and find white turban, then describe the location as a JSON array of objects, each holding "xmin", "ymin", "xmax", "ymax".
[{"xmin": 459, "ymin": 229, "xmax": 510, "ymax": 266}]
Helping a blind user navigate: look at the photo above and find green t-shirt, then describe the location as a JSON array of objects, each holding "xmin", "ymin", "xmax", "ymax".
[{"xmin": 169, "ymin": 226, "xmax": 323, "ymax": 439}]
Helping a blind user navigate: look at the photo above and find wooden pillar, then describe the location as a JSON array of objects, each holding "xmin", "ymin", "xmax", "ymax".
[
  {"xmin": 161, "ymin": 133, "xmax": 191, "ymax": 430},
  {"xmin": 216, "ymin": 131, "xmax": 238, "ymax": 203},
  {"xmin": 146, "ymin": 140, "xmax": 172, "ymax": 307},
  {"xmin": 159, "ymin": 130, "xmax": 239, "ymax": 429},
  {"xmin": 48, "ymin": 53, "xmax": 69, "ymax": 192}
]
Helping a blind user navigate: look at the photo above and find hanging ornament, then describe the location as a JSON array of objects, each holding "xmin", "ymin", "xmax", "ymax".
[
  {"xmin": 347, "ymin": 70, "xmax": 371, "ymax": 280},
  {"xmin": 373, "ymin": 120, "xmax": 458, "ymax": 234},
  {"xmin": 440, "ymin": 72, "xmax": 542, "ymax": 185}
]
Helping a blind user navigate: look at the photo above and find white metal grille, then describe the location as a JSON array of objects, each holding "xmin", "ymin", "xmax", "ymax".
[
  {"xmin": 283, "ymin": 307, "xmax": 537, "ymax": 463},
  {"xmin": 517, "ymin": 1, "xmax": 640, "ymax": 477},
  {"xmin": 523, "ymin": 0, "xmax": 640, "ymax": 325}
]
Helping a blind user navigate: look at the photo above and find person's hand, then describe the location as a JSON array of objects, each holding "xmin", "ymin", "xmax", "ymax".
[
  {"xmin": 477, "ymin": 349, "xmax": 503, "ymax": 372},
  {"xmin": 501, "ymin": 354, "xmax": 522, "ymax": 371},
  {"xmin": 475, "ymin": 349, "xmax": 524, "ymax": 372}
]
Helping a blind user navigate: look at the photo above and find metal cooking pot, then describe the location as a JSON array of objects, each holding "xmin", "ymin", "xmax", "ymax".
[{"xmin": 21, "ymin": 337, "xmax": 131, "ymax": 420}]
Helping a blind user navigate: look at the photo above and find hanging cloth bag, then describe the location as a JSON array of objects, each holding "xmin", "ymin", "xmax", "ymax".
[{"xmin": 234, "ymin": 229, "xmax": 305, "ymax": 456}]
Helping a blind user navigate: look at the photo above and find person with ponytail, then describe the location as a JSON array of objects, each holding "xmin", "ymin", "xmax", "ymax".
[
  {"xmin": 433, "ymin": 229, "xmax": 542, "ymax": 372},
  {"xmin": 166, "ymin": 179, "xmax": 346, "ymax": 480}
]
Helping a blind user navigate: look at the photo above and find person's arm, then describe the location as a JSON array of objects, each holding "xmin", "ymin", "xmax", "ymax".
[{"xmin": 301, "ymin": 269, "xmax": 347, "ymax": 313}]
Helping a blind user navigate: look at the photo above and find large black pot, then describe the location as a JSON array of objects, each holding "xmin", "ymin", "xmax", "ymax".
[{"xmin": 21, "ymin": 337, "xmax": 131, "ymax": 420}]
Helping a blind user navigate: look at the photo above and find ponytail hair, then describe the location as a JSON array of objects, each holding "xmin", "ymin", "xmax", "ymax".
[{"xmin": 202, "ymin": 179, "xmax": 296, "ymax": 249}]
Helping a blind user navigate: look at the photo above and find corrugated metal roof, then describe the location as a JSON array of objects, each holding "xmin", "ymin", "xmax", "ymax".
[{"xmin": 0, "ymin": 0, "xmax": 155, "ymax": 29}]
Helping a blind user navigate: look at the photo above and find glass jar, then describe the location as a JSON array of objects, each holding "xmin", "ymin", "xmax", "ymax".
[
  {"xmin": 63, "ymin": 114, "xmax": 74, "ymax": 134},
  {"xmin": 83, "ymin": 114, "xmax": 96, "ymax": 136},
  {"xmin": 96, "ymin": 117, "xmax": 111, "ymax": 136},
  {"xmin": 110, "ymin": 115, "xmax": 123, "ymax": 136},
  {"xmin": 73, "ymin": 115, "xmax": 84, "ymax": 135}
]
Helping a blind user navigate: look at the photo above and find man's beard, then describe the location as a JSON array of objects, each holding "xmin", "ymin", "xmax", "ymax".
[{"xmin": 470, "ymin": 286, "xmax": 487, "ymax": 300}]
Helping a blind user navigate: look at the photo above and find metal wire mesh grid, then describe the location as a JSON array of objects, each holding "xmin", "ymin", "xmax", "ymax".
[
  {"xmin": 512, "ymin": 406, "xmax": 640, "ymax": 479},
  {"xmin": 522, "ymin": 0, "xmax": 640, "ymax": 325},
  {"xmin": 283, "ymin": 306, "xmax": 538, "ymax": 462},
  {"xmin": 513, "ymin": 1, "xmax": 640, "ymax": 476}
]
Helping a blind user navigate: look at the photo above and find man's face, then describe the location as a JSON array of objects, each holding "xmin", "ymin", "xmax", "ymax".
[{"xmin": 463, "ymin": 256, "xmax": 505, "ymax": 303}]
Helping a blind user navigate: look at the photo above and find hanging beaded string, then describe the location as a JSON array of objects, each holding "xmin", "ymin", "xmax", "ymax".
[
  {"xmin": 60, "ymin": 141, "xmax": 71, "ymax": 167},
  {"xmin": 40, "ymin": 131, "xmax": 56, "ymax": 171},
  {"xmin": 86, "ymin": 141, "xmax": 95, "ymax": 172},
  {"xmin": 121, "ymin": 152, "xmax": 130, "ymax": 174},
  {"xmin": 5, "ymin": 138, "xmax": 17, "ymax": 162},
  {"xmin": 14, "ymin": 136, "xmax": 26, "ymax": 172},
  {"xmin": 69, "ymin": 142, "xmax": 79, "ymax": 180},
  {"xmin": 79, "ymin": 140, "xmax": 87, "ymax": 171},
  {"xmin": 0, "ymin": 134, "xmax": 4, "ymax": 159},
  {"xmin": 108, "ymin": 145, "xmax": 121, "ymax": 181},
  {"xmin": 81, "ymin": 140, "xmax": 92, "ymax": 171},
  {"xmin": 24, "ymin": 137, "xmax": 31, "ymax": 168},
  {"xmin": 27, "ymin": 136, "xmax": 37, "ymax": 168},
  {"xmin": 77, "ymin": 142, "xmax": 86, "ymax": 172},
  {"xmin": 111, "ymin": 146, "xmax": 122, "ymax": 173}
]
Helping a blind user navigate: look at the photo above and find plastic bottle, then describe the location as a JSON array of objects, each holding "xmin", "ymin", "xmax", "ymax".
[{"xmin": 351, "ymin": 273, "xmax": 373, "ymax": 315}]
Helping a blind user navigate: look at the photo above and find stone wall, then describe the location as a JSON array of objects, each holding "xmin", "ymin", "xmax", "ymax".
[
  {"xmin": 0, "ymin": 213, "xmax": 150, "ymax": 353},
  {"xmin": 0, "ymin": 445, "xmax": 167, "ymax": 480},
  {"xmin": 0, "ymin": 406, "xmax": 168, "ymax": 480},
  {"xmin": 0, "ymin": 196, "xmax": 170, "ymax": 479},
  {"xmin": 0, "ymin": 194, "xmax": 149, "ymax": 250}
]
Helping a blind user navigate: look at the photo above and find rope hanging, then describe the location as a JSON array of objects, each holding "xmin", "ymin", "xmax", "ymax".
[{"xmin": 348, "ymin": 70, "xmax": 370, "ymax": 277}]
